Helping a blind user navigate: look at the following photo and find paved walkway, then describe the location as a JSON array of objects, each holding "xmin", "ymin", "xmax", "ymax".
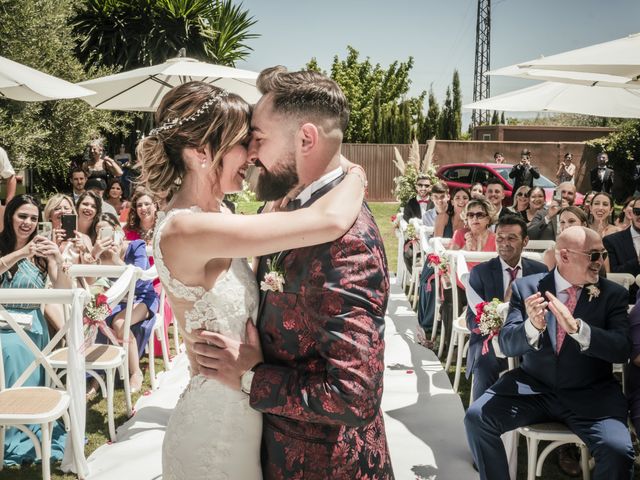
[{"xmin": 86, "ymin": 278, "xmax": 477, "ymax": 480}]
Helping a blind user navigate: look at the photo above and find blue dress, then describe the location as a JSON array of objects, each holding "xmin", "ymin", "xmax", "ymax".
[
  {"xmin": 96, "ymin": 240, "xmax": 159, "ymax": 358},
  {"xmin": 0, "ymin": 259, "xmax": 66, "ymax": 465}
]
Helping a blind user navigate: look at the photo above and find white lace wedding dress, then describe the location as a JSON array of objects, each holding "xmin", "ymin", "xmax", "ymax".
[{"xmin": 153, "ymin": 207, "xmax": 262, "ymax": 480}]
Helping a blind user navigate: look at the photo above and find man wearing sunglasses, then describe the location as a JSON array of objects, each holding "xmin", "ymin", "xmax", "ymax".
[
  {"xmin": 603, "ymin": 197, "xmax": 640, "ymax": 304},
  {"xmin": 466, "ymin": 226, "xmax": 633, "ymax": 480},
  {"xmin": 402, "ymin": 175, "xmax": 433, "ymax": 223}
]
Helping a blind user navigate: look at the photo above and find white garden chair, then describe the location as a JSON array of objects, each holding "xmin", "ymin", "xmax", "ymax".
[
  {"xmin": 524, "ymin": 240, "xmax": 556, "ymax": 252},
  {"xmin": 427, "ymin": 237, "xmax": 451, "ymax": 358},
  {"xmin": 49, "ymin": 264, "xmax": 141, "ymax": 442},
  {"xmin": 0, "ymin": 288, "xmax": 90, "ymax": 480},
  {"xmin": 445, "ymin": 250, "xmax": 498, "ymax": 393}
]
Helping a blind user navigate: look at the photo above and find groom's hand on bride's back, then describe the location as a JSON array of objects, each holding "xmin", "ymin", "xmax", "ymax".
[{"xmin": 192, "ymin": 319, "xmax": 263, "ymax": 391}]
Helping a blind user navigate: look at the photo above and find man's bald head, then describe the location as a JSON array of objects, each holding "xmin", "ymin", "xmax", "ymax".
[{"xmin": 556, "ymin": 226, "xmax": 604, "ymax": 285}]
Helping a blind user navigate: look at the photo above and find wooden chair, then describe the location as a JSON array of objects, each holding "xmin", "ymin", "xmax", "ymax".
[
  {"xmin": 0, "ymin": 288, "xmax": 90, "ymax": 480},
  {"xmin": 49, "ymin": 264, "xmax": 141, "ymax": 442}
]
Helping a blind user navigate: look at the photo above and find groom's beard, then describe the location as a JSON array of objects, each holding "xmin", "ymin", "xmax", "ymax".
[{"xmin": 254, "ymin": 157, "xmax": 299, "ymax": 201}]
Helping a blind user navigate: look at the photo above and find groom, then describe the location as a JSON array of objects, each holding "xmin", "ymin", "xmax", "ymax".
[{"xmin": 193, "ymin": 66, "xmax": 394, "ymax": 479}]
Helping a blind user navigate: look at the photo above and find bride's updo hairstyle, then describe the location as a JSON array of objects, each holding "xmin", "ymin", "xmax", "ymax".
[{"xmin": 137, "ymin": 81, "xmax": 251, "ymax": 199}]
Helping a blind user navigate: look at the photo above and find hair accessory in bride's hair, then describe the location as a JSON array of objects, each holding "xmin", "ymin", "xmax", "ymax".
[{"xmin": 149, "ymin": 89, "xmax": 230, "ymax": 136}]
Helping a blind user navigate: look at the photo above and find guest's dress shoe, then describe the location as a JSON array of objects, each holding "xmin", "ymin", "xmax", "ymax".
[{"xmin": 557, "ymin": 444, "xmax": 581, "ymax": 477}]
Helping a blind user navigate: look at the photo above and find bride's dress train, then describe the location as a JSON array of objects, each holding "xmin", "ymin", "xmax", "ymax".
[{"xmin": 154, "ymin": 207, "xmax": 262, "ymax": 480}]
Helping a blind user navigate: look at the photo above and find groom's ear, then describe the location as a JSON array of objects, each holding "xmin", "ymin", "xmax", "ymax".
[{"xmin": 299, "ymin": 123, "xmax": 318, "ymax": 154}]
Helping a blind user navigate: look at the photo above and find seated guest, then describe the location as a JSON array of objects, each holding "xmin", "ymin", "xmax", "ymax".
[
  {"xmin": 450, "ymin": 198, "xmax": 497, "ymax": 254},
  {"xmin": 615, "ymin": 196, "xmax": 635, "ymax": 230},
  {"xmin": 465, "ymin": 226, "xmax": 634, "ymax": 480},
  {"xmin": 603, "ymin": 196, "xmax": 640, "ymax": 304},
  {"xmin": 421, "ymin": 181, "xmax": 449, "ymax": 228},
  {"xmin": 582, "ymin": 191, "xmax": 596, "ymax": 217},
  {"xmin": 104, "ymin": 178, "xmax": 129, "ymax": 216},
  {"xmin": 85, "ymin": 178, "xmax": 118, "ymax": 217},
  {"xmin": 76, "ymin": 190, "xmax": 102, "ymax": 244},
  {"xmin": 485, "ymin": 179, "xmax": 509, "ymax": 220},
  {"xmin": 528, "ymin": 182, "xmax": 577, "ymax": 240},
  {"xmin": 92, "ymin": 213, "xmax": 159, "ymax": 393},
  {"xmin": 470, "ymin": 182, "xmax": 485, "ymax": 199},
  {"xmin": 589, "ymin": 192, "xmax": 620, "ymax": 238},
  {"xmin": 627, "ymin": 289, "xmax": 640, "ymax": 437},
  {"xmin": 466, "ymin": 215, "xmax": 547, "ymax": 401},
  {"xmin": 417, "ymin": 188, "xmax": 469, "ymax": 336},
  {"xmin": 403, "ymin": 175, "xmax": 433, "ymax": 222},
  {"xmin": 434, "ymin": 187, "xmax": 469, "ymax": 238},
  {"xmin": 542, "ymin": 206, "xmax": 588, "ymax": 269},
  {"xmin": 0, "ymin": 195, "xmax": 71, "ymax": 465},
  {"xmin": 507, "ymin": 185, "xmax": 530, "ymax": 216},
  {"xmin": 70, "ymin": 167, "xmax": 87, "ymax": 204},
  {"xmin": 521, "ymin": 186, "xmax": 546, "ymax": 224},
  {"xmin": 124, "ymin": 189, "xmax": 158, "ymax": 244}
]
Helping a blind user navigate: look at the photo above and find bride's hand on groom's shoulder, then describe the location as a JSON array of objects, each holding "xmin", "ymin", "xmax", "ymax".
[{"xmin": 192, "ymin": 319, "xmax": 263, "ymax": 391}]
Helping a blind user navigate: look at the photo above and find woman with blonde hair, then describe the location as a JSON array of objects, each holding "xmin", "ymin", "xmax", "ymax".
[
  {"xmin": 137, "ymin": 80, "xmax": 367, "ymax": 478},
  {"xmin": 508, "ymin": 185, "xmax": 530, "ymax": 215}
]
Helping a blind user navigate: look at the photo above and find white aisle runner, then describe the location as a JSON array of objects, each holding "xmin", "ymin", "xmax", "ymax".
[{"xmin": 86, "ymin": 277, "xmax": 477, "ymax": 480}]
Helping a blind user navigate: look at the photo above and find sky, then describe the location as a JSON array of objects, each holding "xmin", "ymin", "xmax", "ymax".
[{"xmin": 236, "ymin": 0, "xmax": 640, "ymax": 128}]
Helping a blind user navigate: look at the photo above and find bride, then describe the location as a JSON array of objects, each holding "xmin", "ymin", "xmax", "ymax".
[{"xmin": 136, "ymin": 81, "xmax": 366, "ymax": 479}]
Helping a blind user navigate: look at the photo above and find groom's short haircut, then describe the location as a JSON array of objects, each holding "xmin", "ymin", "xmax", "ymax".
[{"xmin": 256, "ymin": 65, "xmax": 350, "ymax": 134}]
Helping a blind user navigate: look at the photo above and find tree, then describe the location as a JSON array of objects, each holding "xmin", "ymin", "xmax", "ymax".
[
  {"xmin": 439, "ymin": 87, "xmax": 454, "ymax": 139},
  {"xmin": 0, "ymin": 0, "xmax": 128, "ymax": 195},
  {"xmin": 72, "ymin": 0, "xmax": 258, "ymax": 69},
  {"xmin": 451, "ymin": 70, "xmax": 462, "ymax": 139},
  {"xmin": 308, "ymin": 46, "xmax": 424, "ymax": 143},
  {"xmin": 500, "ymin": 112, "xmax": 506, "ymax": 125},
  {"xmin": 491, "ymin": 111, "xmax": 500, "ymax": 125}
]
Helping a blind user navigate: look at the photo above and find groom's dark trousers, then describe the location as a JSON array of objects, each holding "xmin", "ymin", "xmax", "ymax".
[{"xmin": 464, "ymin": 271, "xmax": 634, "ymax": 480}]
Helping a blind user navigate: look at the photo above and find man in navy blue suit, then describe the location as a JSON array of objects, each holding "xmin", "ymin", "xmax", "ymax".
[
  {"xmin": 465, "ymin": 226, "xmax": 634, "ymax": 480},
  {"xmin": 465, "ymin": 215, "xmax": 547, "ymax": 401}
]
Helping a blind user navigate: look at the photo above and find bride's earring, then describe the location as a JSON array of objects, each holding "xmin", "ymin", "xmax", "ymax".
[{"xmin": 201, "ymin": 162, "xmax": 207, "ymax": 169}]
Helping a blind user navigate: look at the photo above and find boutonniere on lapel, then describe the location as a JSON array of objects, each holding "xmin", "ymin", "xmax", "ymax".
[
  {"xmin": 586, "ymin": 284, "xmax": 600, "ymax": 302},
  {"xmin": 260, "ymin": 257, "xmax": 285, "ymax": 293}
]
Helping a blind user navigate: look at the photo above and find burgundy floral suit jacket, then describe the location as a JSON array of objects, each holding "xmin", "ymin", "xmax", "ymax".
[{"xmin": 251, "ymin": 199, "xmax": 394, "ymax": 480}]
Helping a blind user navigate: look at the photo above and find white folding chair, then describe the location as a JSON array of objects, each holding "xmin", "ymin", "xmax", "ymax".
[
  {"xmin": 0, "ymin": 289, "xmax": 90, "ymax": 480},
  {"xmin": 140, "ymin": 265, "xmax": 172, "ymax": 390},
  {"xmin": 524, "ymin": 240, "xmax": 556, "ymax": 252},
  {"xmin": 409, "ymin": 226, "xmax": 435, "ymax": 309},
  {"xmin": 608, "ymin": 273, "xmax": 636, "ymax": 291},
  {"xmin": 427, "ymin": 237, "xmax": 451, "ymax": 357},
  {"xmin": 445, "ymin": 251, "xmax": 498, "ymax": 392},
  {"xmin": 508, "ymin": 357, "xmax": 591, "ymax": 480},
  {"xmin": 50, "ymin": 264, "xmax": 141, "ymax": 442}
]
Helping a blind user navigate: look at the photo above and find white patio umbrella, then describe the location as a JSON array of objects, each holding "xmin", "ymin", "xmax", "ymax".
[
  {"xmin": 516, "ymin": 32, "xmax": 640, "ymax": 79},
  {"xmin": 0, "ymin": 55, "xmax": 94, "ymax": 101},
  {"xmin": 78, "ymin": 56, "xmax": 260, "ymax": 111},
  {"xmin": 488, "ymin": 64, "xmax": 640, "ymax": 89},
  {"xmin": 463, "ymin": 81, "xmax": 640, "ymax": 118}
]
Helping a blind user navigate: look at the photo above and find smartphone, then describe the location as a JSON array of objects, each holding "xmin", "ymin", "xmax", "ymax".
[
  {"xmin": 99, "ymin": 226, "xmax": 114, "ymax": 241},
  {"xmin": 37, "ymin": 222, "xmax": 53, "ymax": 240},
  {"xmin": 553, "ymin": 190, "xmax": 562, "ymax": 202},
  {"xmin": 61, "ymin": 214, "xmax": 77, "ymax": 239}
]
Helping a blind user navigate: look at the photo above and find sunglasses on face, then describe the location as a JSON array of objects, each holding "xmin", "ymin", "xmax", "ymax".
[
  {"xmin": 417, "ymin": 183, "xmax": 430, "ymax": 188},
  {"xmin": 516, "ymin": 192, "xmax": 528, "ymax": 197},
  {"xmin": 567, "ymin": 249, "xmax": 608, "ymax": 262},
  {"xmin": 633, "ymin": 207, "xmax": 640, "ymax": 216},
  {"xmin": 466, "ymin": 212, "xmax": 488, "ymax": 219}
]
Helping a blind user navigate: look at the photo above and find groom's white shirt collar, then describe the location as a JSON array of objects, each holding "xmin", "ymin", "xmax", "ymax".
[{"xmin": 296, "ymin": 166, "xmax": 343, "ymax": 206}]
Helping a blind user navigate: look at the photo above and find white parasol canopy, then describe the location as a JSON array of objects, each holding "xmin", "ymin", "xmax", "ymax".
[
  {"xmin": 0, "ymin": 55, "xmax": 94, "ymax": 101},
  {"xmin": 463, "ymin": 81, "xmax": 640, "ymax": 118},
  {"xmin": 516, "ymin": 32, "xmax": 640, "ymax": 79},
  {"xmin": 78, "ymin": 56, "xmax": 260, "ymax": 111}
]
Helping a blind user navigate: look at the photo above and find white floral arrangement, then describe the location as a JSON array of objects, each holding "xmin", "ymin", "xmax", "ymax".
[
  {"xmin": 260, "ymin": 258, "xmax": 285, "ymax": 293},
  {"xmin": 586, "ymin": 284, "xmax": 600, "ymax": 302},
  {"xmin": 472, "ymin": 298, "xmax": 510, "ymax": 355}
]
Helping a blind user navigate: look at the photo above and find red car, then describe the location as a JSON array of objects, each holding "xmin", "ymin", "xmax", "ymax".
[{"xmin": 436, "ymin": 163, "xmax": 584, "ymax": 206}]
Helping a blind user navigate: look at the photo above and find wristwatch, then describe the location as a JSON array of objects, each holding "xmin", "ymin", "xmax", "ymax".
[{"xmin": 240, "ymin": 362, "xmax": 263, "ymax": 395}]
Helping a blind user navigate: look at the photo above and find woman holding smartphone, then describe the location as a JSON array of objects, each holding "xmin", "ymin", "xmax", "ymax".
[
  {"xmin": 0, "ymin": 195, "xmax": 71, "ymax": 465},
  {"xmin": 91, "ymin": 213, "xmax": 159, "ymax": 393}
]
